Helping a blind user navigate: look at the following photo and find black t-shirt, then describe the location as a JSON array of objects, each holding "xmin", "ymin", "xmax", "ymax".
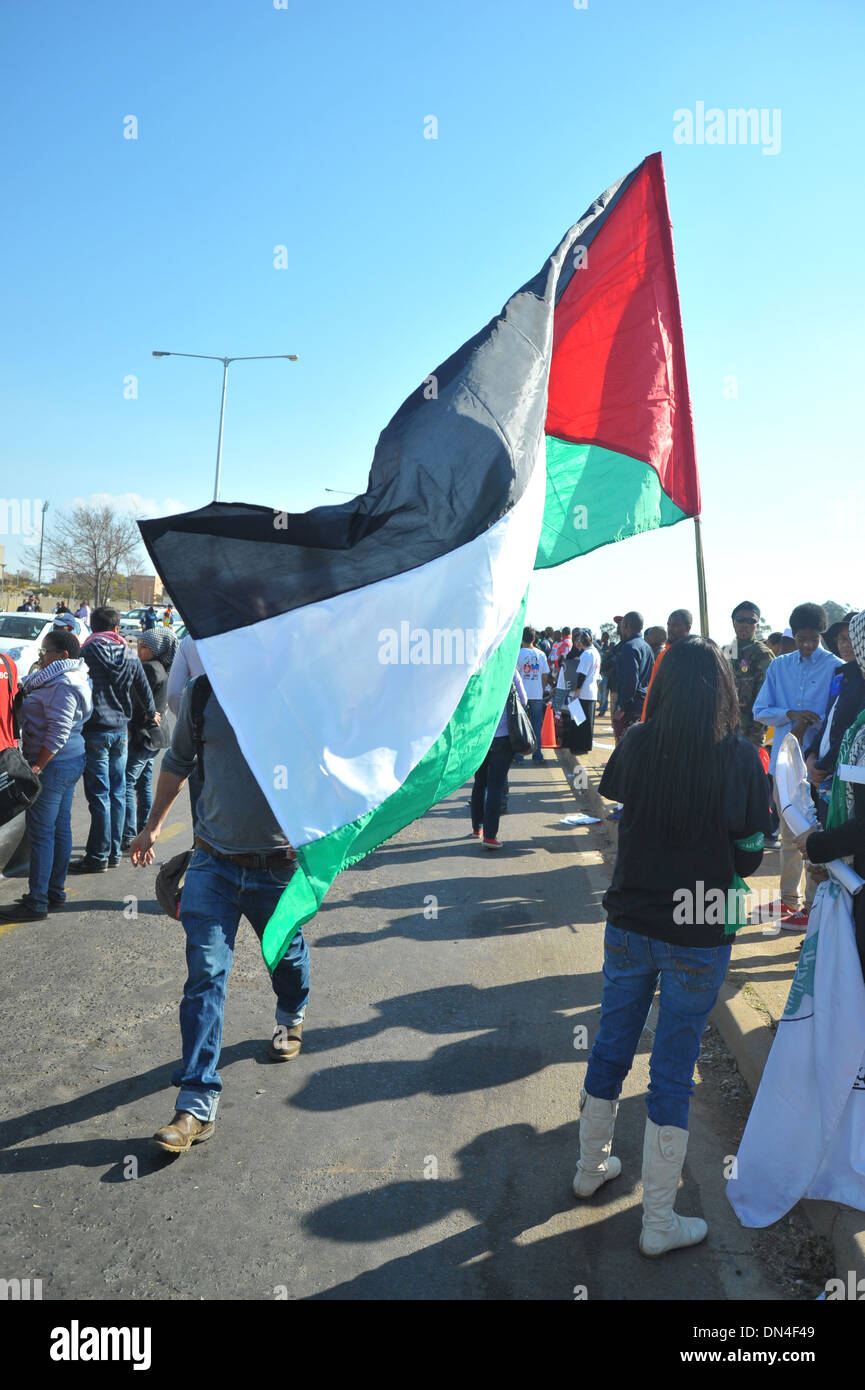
[{"xmin": 599, "ymin": 726, "xmax": 772, "ymax": 947}]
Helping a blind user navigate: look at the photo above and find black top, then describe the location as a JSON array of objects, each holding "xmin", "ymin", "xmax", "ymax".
[
  {"xmin": 599, "ymin": 726, "xmax": 771, "ymax": 946},
  {"xmin": 129, "ymin": 659, "xmax": 171, "ymax": 752}
]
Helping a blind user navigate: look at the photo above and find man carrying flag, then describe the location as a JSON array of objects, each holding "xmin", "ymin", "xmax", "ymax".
[
  {"xmin": 131, "ymin": 678, "xmax": 309, "ymax": 1153},
  {"xmin": 137, "ymin": 152, "xmax": 702, "ymax": 1146}
]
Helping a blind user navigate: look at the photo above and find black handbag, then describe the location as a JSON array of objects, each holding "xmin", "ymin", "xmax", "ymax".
[{"xmin": 505, "ymin": 682, "xmax": 536, "ymax": 755}]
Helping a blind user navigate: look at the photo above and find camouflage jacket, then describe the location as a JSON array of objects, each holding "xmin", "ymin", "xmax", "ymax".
[{"xmin": 729, "ymin": 640, "xmax": 774, "ymax": 745}]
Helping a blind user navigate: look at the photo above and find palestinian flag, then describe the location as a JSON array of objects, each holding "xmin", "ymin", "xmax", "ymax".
[{"xmin": 139, "ymin": 151, "xmax": 699, "ymax": 969}]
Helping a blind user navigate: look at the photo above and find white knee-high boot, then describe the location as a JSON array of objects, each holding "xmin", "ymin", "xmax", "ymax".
[
  {"xmin": 572, "ymin": 1088, "xmax": 622, "ymax": 1198},
  {"xmin": 639, "ymin": 1118, "xmax": 707, "ymax": 1256}
]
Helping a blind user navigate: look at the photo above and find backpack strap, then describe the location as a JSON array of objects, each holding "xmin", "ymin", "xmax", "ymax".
[
  {"xmin": 0, "ymin": 652, "xmax": 21, "ymax": 741},
  {"xmin": 189, "ymin": 675, "xmax": 212, "ymax": 782}
]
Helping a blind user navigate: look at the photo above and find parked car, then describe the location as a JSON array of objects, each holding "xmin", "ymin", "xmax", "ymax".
[
  {"xmin": 0, "ymin": 816, "xmax": 28, "ymax": 877},
  {"xmin": 0, "ymin": 611, "xmax": 56, "ymax": 675},
  {"xmin": 119, "ymin": 606, "xmax": 166, "ymax": 638}
]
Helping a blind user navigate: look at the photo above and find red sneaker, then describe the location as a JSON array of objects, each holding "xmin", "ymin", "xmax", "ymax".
[
  {"xmin": 781, "ymin": 906, "xmax": 810, "ymax": 930},
  {"xmin": 483, "ymin": 838, "xmax": 503, "ymax": 851},
  {"xmin": 470, "ymin": 828, "xmax": 481, "ymax": 838}
]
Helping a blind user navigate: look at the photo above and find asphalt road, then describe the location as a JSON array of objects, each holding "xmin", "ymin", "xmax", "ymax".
[{"xmin": 0, "ymin": 754, "xmax": 790, "ymax": 1301}]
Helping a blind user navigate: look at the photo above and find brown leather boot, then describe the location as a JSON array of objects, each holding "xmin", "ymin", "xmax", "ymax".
[
  {"xmin": 268, "ymin": 1023, "xmax": 303, "ymax": 1061},
  {"xmin": 152, "ymin": 1110, "xmax": 215, "ymax": 1154}
]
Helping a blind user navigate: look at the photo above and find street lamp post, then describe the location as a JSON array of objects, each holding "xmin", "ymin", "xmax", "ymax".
[
  {"xmin": 37, "ymin": 499, "xmax": 49, "ymax": 591},
  {"xmin": 152, "ymin": 351, "xmax": 299, "ymax": 502}
]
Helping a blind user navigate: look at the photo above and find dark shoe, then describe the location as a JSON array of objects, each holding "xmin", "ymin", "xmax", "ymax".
[
  {"xmin": 68, "ymin": 857, "xmax": 108, "ymax": 874},
  {"xmin": 47, "ymin": 890, "xmax": 66, "ymax": 907},
  {"xmin": 269, "ymin": 1024, "xmax": 303, "ymax": 1061},
  {"xmin": 107, "ymin": 855, "xmax": 121, "ymax": 867},
  {"xmin": 120, "ymin": 840, "xmax": 134, "ymax": 853},
  {"xmin": 0, "ymin": 898, "xmax": 48, "ymax": 922},
  {"xmin": 152, "ymin": 1110, "xmax": 215, "ymax": 1154}
]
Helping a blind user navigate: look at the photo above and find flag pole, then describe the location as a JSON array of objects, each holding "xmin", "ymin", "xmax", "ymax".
[{"xmin": 693, "ymin": 515, "xmax": 709, "ymax": 636}]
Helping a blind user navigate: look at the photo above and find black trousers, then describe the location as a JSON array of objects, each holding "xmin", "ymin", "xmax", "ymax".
[
  {"xmin": 563, "ymin": 699, "xmax": 596, "ymax": 754},
  {"xmin": 471, "ymin": 735, "xmax": 514, "ymax": 839}
]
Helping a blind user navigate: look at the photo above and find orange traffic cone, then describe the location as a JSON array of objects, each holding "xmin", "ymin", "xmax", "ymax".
[{"xmin": 541, "ymin": 703, "xmax": 557, "ymax": 749}]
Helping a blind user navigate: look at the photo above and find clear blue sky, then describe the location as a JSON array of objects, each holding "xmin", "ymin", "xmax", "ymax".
[{"xmin": 2, "ymin": 0, "xmax": 863, "ymax": 637}]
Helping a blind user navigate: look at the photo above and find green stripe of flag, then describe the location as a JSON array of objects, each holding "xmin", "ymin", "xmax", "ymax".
[
  {"xmin": 535, "ymin": 436, "xmax": 688, "ymax": 569},
  {"xmin": 261, "ymin": 596, "xmax": 528, "ymax": 969}
]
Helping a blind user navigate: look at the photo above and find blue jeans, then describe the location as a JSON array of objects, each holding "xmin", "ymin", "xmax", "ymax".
[
  {"xmin": 83, "ymin": 728, "xmax": 128, "ymax": 864},
  {"xmin": 24, "ymin": 754, "xmax": 85, "ymax": 911},
  {"xmin": 527, "ymin": 698, "xmax": 545, "ymax": 760},
  {"xmin": 471, "ymin": 735, "xmax": 515, "ymax": 839},
  {"xmin": 597, "ymin": 676, "xmax": 609, "ymax": 716},
  {"xmin": 584, "ymin": 924, "xmax": 731, "ymax": 1129},
  {"xmin": 124, "ymin": 746, "xmax": 156, "ymax": 841},
  {"xmin": 174, "ymin": 848, "xmax": 310, "ymax": 1121}
]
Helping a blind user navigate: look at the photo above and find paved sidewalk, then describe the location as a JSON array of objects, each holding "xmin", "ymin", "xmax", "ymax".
[{"xmin": 561, "ymin": 710, "xmax": 865, "ymax": 1285}]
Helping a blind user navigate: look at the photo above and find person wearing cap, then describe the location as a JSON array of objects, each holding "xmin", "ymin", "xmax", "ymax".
[
  {"xmin": 53, "ymin": 611, "xmax": 89, "ymax": 641},
  {"xmin": 724, "ymin": 602, "xmax": 774, "ymax": 747},
  {"xmin": 752, "ymin": 603, "xmax": 843, "ymax": 928}
]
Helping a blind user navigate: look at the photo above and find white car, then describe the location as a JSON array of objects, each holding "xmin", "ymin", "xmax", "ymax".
[
  {"xmin": 0, "ymin": 611, "xmax": 56, "ymax": 676},
  {"xmin": 120, "ymin": 606, "xmax": 166, "ymax": 638}
]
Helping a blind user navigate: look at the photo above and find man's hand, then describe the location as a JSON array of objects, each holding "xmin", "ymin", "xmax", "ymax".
[
  {"xmin": 793, "ymin": 829, "xmax": 813, "ymax": 857},
  {"xmin": 130, "ymin": 826, "xmax": 159, "ymax": 866},
  {"xmin": 808, "ymin": 864, "xmax": 830, "ymax": 884},
  {"xmin": 805, "ymin": 753, "xmax": 829, "ymax": 786},
  {"xmin": 152, "ymin": 711, "xmax": 161, "ymax": 724},
  {"xmin": 787, "ymin": 709, "xmax": 822, "ymax": 727}
]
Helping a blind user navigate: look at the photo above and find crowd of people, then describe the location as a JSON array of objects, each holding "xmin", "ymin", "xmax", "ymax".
[
  {"xmin": 0, "ymin": 605, "xmax": 182, "ymax": 922},
  {"xmin": 3, "ymin": 590, "xmax": 865, "ymax": 1254},
  {"xmin": 470, "ymin": 600, "xmax": 865, "ymax": 1257}
]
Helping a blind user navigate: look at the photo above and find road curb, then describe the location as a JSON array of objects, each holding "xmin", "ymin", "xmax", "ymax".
[{"xmin": 557, "ymin": 742, "xmax": 865, "ymax": 1290}]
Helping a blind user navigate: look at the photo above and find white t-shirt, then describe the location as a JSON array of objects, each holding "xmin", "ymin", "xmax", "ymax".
[
  {"xmin": 517, "ymin": 646, "xmax": 549, "ymax": 700},
  {"xmin": 577, "ymin": 645, "xmax": 601, "ymax": 701},
  {"xmin": 166, "ymin": 633, "xmax": 206, "ymax": 716}
]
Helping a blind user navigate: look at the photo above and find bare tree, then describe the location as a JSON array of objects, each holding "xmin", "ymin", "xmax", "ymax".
[{"xmin": 23, "ymin": 504, "xmax": 143, "ymax": 608}]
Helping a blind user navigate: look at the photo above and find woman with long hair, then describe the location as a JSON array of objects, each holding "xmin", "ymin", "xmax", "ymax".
[{"xmin": 572, "ymin": 637, "xmax": 771, "ymax": 1255}]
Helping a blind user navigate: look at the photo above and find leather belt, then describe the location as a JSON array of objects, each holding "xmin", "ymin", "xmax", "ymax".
[{"xmin": 194, "ymin": 835, "xmax": 297, "ymax": 870}]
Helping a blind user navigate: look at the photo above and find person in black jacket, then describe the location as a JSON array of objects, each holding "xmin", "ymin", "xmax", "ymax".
[
  {"xmin": 611, "ymin": 611, "xmax": 654, "ymax": 741},
  {"xmin": 70, "ymin": 607, "xmax": 158, "ymax": 873},
  {"xmin": 573, "ymin": 637, "xmax": 771, "ymax": 1257},
  {"xmin": 122, "ymin": 629, "xmax": 176, "ymax": 852}
]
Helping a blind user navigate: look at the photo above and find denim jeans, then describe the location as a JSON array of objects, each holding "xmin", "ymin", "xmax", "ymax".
[
  {"xmin": 124, "ymin": 746, "xmax": 156, "ymax": 841},
  {"xmin": 173, "ymin": 848, "xmax": 310, "ymax": 1121},
  {"xmin": 527, "ymin": 699, "xmax": 545, "ymax": 760},
  {"xmin": 24, "ymin": 753, "xmax": 85, "ymax": 911},
  {"xmin": 597, "ymin": 676, "xmax": 609, "ymax": 717},
  {"xmin": 584, "ymin": 923, "xmax": 731, "ymax": 1129},
  {"xmin": 471, "ymin": 734, "xmax": 514, "ymax": 839},
  {"xmin": 83, "ymin": 728, "xmax": 128, "ymax": 864}
]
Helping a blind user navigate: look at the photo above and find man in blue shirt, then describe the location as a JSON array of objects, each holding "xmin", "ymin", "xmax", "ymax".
[
  {"xmin": 753, "ymin": 602, "xmax": 843, "ymax": 928},
  {"xmin": 611, "ymin": 611, "xmax": 655, "ymax": 743}
]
